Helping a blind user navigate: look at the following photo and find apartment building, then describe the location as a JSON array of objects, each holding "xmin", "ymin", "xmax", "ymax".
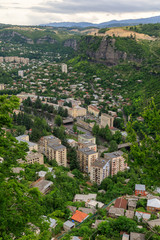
[
  {"xmin": 78, "ymin": 134, "xmax": 96, "ymax": 144},
  {"xmin": 78, "ymin": 142, "xmax": 97, "ymax": 152},
  {"xmin": 68, "ymin": 106, "xmax": 87, "ymax": 118},
  {"xmin": 19, "ymin": 151, "xmax": 44, "ymax": 165},
  {"xmin": 104, "ymin": 151, "xmax": 127, "ymax": 176},
  {"xmin": 90, "ymin": 158, "xmax": 110, "ymax": 185},
  {"xmin": 88, "ymin": 105, "xmax": 100, "ymax": 117},
  {"xmin": 101, "ymin": 113, "xmax": 114, "ymax": 128},
  {"xmin": 38, "ymin": 135, "xmax": 67, "ymax": 167},
  {"xmin": 77, "ymin": 147, "xmax": 98, "ymax": 174},
  {"xmin": 47, "ymin": 143, "xmax": 67, "ymax": 167},
  {"xmin": 0, "ymin": 84, "xmax": 5, "ymax": 90},
  {"xmin": 61, "ymin": 63, "xmax": 68, "ymax": 73},
  {"xmin": 16, "ymin": 135, "xmax": 38, "ymax": 151}
]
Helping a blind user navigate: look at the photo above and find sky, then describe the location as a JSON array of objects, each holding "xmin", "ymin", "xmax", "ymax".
[{"xmin": 0, "ymin": 0, "xmax": 160, "ymax": 25}]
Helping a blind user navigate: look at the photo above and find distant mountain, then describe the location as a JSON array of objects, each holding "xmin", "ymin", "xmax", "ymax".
[{"xmin": 41, "ymin": 15, "xmax": 160, "ymax": 28}]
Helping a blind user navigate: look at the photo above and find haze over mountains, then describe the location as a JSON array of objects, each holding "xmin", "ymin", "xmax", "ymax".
[{"xmin": 41, "ymin": 15, "xmax": 160, "ymax": 28}]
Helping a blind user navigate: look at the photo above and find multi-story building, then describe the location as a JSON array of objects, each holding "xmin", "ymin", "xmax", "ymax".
[
  {"xmin": 19, "ymin": 151, "xmax": 44, "ymax": 165},
  {"xmin": 78, "ymin": 142, "xmax": 97, "ymax": 152},
  {"xmin": 90, "ymin": 158, "xmax": 110, "ymax": 185},
  {"xmin": 38, "ymin": 135, "xmax": 67, "ymax": 167},
  {"xmin": 47, "ymin": 143, "xmax": 67, "ymax": 167},
  {"xmin": 68, "ymin": 106, "xmax": 87, "ymax": 118},
  {"xmin": 61, "ymin": 63, "xmax": 68, "ymax": 73},
  {"xmin": 104, "ymin": 151, "xmax": 127, "ymax": 176},
  {"xmin": 78, "ymin": 134, "xmax": 96, "ymax": 144},
  {"xmin": 0, "ymin": 84, "xmax": 5, "ymax": 90},
  {"xmin": 16, "ymin": 135, "xmax": 38, "ymax": 151},
  {"xmin": 101, "ymin": 113, "xmax": 114, "ymax": 128},
  {"xmin": 88, "ymin": 105, "xmax": 100, "ymax": 117},
  {"xmin": 77, "ymin": 147, "xmax": 98, "ymax": 174},
  {"xmin": 18, "ymin": 70, "xmax": 24, "ymax": 78}
]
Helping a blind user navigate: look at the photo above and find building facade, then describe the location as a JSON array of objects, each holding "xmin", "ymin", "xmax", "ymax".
[
  {"xmin": 90, "ymin": 158, "xmax": 110, "ymax": 185},
  {"xmin": 88, "ymin": 105, "xmax": 100, "ymax": 117},
  {"xmin": 104, "ymin": 151, "xmax": 127, "ymax": 176},
  {"xmin": 101, "ymin": 113, "xmax": 114, "ymax": 128}
]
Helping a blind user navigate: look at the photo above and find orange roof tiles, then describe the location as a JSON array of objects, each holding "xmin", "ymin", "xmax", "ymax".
[{"xmin": 71, "ymin": 210, "xmax": 88, "ymax": 223}]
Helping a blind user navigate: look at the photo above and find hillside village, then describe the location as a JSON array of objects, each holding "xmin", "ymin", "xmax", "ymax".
[{"xmin": 0, "ymin": 25, "xmax": 160, "ymax": 240}]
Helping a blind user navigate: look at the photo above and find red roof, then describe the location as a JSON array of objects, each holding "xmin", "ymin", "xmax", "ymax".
[
  {"xmin": 71, "ymin": 210, "xmax": 88, "ymax": 223},
  {"xmin": 114, "ymin": 198, "xmax": 128, "ymax": 210}
]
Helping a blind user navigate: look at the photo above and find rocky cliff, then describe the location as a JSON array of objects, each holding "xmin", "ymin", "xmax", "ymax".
[
  {"xmin": 64, "ymin": 39, "xmax": 78, "ymax": 50},
  {"xmin": 0, "ymin": 31, "xmax": 34, "ymax": 44},
  {"xmin": 36, "ymin": 36, "xmax": 57, "ymax": 44},
  {"xmin": 79, "ymin": 36, "xmax": 142, "ymax": 66}
]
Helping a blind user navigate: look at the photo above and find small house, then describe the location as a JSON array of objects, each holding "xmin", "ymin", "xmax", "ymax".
[
  {"xmin": 128, "ymin": 199, "xmax": 137, "ymax": 211},
  {"xmin": 130, "ymin": 232, "xmax": 145, "ymax": 240},
  {"xmin": 135, "ymin": 184, "xmax": 146, "ymax": 196},
  {"xmin": 125, "ymin": 210, "xmax": 134, "ymax": 219},
  {"xmin": 71, "ymin": 210, "xmax": 89, "ymax": 223},
  {"xmin": 147, "ymin": 198, "xmax": 160, "ymax": 212},
  {"xmin": 135, "ymin": 211, "xmax": 151, "ymax": 222},
  {"xmin": 63, "ymin": 220, "xmax": 75, "ymax": 231},
  {"xmin": 114, "ymin": 198, "xmax": 127, "ymax": 210},
  {"xmin": 108, "ymin": 206, "xmax": 124, "ymax": 218}
]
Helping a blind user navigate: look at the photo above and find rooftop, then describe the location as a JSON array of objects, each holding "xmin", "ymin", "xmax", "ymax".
[
  {"xmin": 79, "ymin": 147, "xmax": 97, "ymax": 155},
  {"xmin": 104, "ymin": 151, "xmax": 124, "ymax": 159},
  {"xmin": 71, "ymin": 210, "xmax": 88, "ymax": 223},
  {"xmin": 147, "ymin": 198, "xmax": 160, "ymax": 208},
  {"xmin": 114, "ymin": 198, "xmax": 128, "ymax": 210},
  {"xmin": 135, "ymin": 184, "xmax": 145, "ymax": 191},
  {"xmin": 91, "ymin": 158, "xmax": 109, "ymax": 168}
]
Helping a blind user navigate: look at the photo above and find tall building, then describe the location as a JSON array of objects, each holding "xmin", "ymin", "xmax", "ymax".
[
  {"xmin": 101, "ymin": 113, "xmax": 114, "ymax": 128},
  {"xmin": 19, "ymin": 151, "xmax": 44, "ymax": 165},
  {"xmin": 77, "ymin": 147, "xmax": 98, "ymax": 174},
  {"xmin": 38, "ymin": 135, "xmax": 67, "ymax": 167},
  {"xmin": 61, "ymin": 63, "xmax": 68, "ymax": 73},
  {"xmin": 78, "ymin": 134, "xmax": 96, "ymax": 144},
  {"xmin": 88, "ymin": 105, "xmax": 100, "ymax": 117},
  {"xmin": 0, "ymin": 84, "xmax": 5, "ymax": 90},
  {"xmin": 18, "ymin": 70, "xmax": 24, "ymax": 78},
  {"xmin": 90, "ymin": 158, "xmax": 110, "ymax": 185},
  {"xmin": 104, "ymin": 151, "xmax": 127, "ymax": 176}
]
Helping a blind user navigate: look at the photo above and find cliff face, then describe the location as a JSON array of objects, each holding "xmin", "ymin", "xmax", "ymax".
[
  {"xmin": 80, "ymin": 36, "xmax": 141, "ymax": 66},
  {"xmin": 64, "ymin": 39, "xmax": 78, "ymax": 50},
  {"xmin": 0, "ymin": 31, "xmax": 34, "ymax": 44},
  {"xmin": 36, "ymin": 36, "xmax": 57, "ymax": 44}
]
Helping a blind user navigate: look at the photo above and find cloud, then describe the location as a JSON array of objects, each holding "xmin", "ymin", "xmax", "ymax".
[{"xmin": 31, "ymin": 0, "xmax": 160, "ymax": 14}]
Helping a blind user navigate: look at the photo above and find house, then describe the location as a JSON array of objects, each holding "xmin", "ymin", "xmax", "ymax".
[
  {"xmin": 71, "ymin": 210, "xmax": 89, "ymax": 223},
  {"xmin": 88, "ymin": 105, "xmax": 100, "ymax": 117},
  {"xmin": 128, "ymin": 199, "xmax": 137, "ymax": 211},
  {"xmin": 114, "ymin": 198, "xmax": 127, "ymax": 210},
  {"xmin": 74, "ymin": 193, "xmax": 97, "ymax": 202},
  {"xmin": 85, "ymin": 200, "xmax": 104, "ymax": 209},
  {"xmin": 130, "ymin": 232, "xmax": 145, "ymax": 240},
  {"xmin": 71, "ymin": 237, "xmax": 83, "ymax": 240},
  {"xmin": 147, "ymin": 198, "xmax": 160, "ymax": 212},
  {"xmin": 108, "ymin": 206, "xmax": 124, "ymax": 218},
  {"xmin": 125, "ymin": 210, "xmax": 134, "ymax": 219},
  {"xmin": 31, "ymin": 178, "xmax": 53, "ymax": 194},
  {"xmin": 12, "ymin": 167, "xmax": 24, "ymax": 174},
  {"xmin": 67, "ymin": 206, "xmax": 77, "ymax": 213},
  {"xmin": 135, "ymin": 184, "xmax": 146, "ymax": 196},
  {"xmin": 135, "ymin": 211, "xmax": 151, "ymax": 222},
  {"xmin": 91, "ymin": 220, "xmax": 106, "ymax": 229},
  {"xmin": 147, "ymin": 219, "xmax": 160, "ymax": 228},
  {"xmin": 37, "ymin": 171, "xmax": 47, "ymax": 178},
  {"xmin": 78, "ymin": 207, "xmax": 96, "ymax": 215},
  {"xmin": 43, "ymin": 217, "xmax": 57, "ymax": 230},
  {"xmin": 63, "ymin": 220, "xmax": 75, "ymax": 231},
  {"xmin": 122, "ymin": 233, "xmax": 130, "ymax": 240}
]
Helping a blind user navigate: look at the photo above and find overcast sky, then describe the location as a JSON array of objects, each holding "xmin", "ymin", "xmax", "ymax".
[{"xmin": 0, "ymin": 0, "xmax": 160, "ymax": 25}]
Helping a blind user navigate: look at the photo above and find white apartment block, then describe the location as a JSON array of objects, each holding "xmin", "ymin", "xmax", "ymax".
[
  {"xmin": 90, "ymin": 158, "xmax": 110, "ymax": 185},
  {"xmin": 61, "ymin": 63, "xmax": 68, "ymax": 73},
  {"xmin": 104, "ymin": 151, "xmax": 127, "ymax": 176}
]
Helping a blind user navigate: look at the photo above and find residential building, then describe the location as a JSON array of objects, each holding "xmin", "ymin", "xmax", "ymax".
[
  {"xmin": 114, "ymin": 198, "xmax": 127, "ymax": 210},
  {"xmin": 63, "ymin": 220, "xmax": 75, "ymax": 231},
  {"xmin": 88, "ymin": 105, "xmax": 100, "ymax": 117},
  {"xmin": 92, "ymin": 220, "xmax": 106, "ymax": 229},
  {"xmin": 31, "ymin": 178, "xmax": 53, "ymax": 195},
  {"xmin": 135, "ymin": 211, "xmax": 151, "ymax": 222},
  {"xmin": 122, "ymin": 234, "xmax": 130, "ymax": 240},
  {"xmin": 130, "ymin": 232, "xmax": 145, "ymax": 240},
  {"xmin": 77, "ymin": 147, "xmax": 98, "ymax": 173},
  {"xmin": 128, "ymin": 199, "xmax": 137, "ymax": 211},
  {"xmin": 78, "ymin": 207, "xmax": 96, "ymax": 215},
  {"xmin": 16, "ymin": 135, "xmax": 38, "ymax": 151},
  {"xmin": 43, "ymin": 217, "xmax": 57, "ymax": 230},
  {"xmin": 47, "ymin": 143, "xmax": 67, "ymax": 167},
  {"xmin": 73, "ymin": 193, "xmax": 97, "ymax": 202},
  {"xmin": 104, "ymin": 151, "xmax": 127, "ymax": 176},
  {"xmin": 147, "ymin": 198, "xmax": 160, "ymax": 212},
  {"xmin": 135, "ymin": 184, "xmax": 146, "ymax": 196},
  {"xmin": 67, "ymin": 206, "xmax": 77, "ymax": 213},
  {"xmin": 19, "ymin": 151, "xmax": 44, "ymax": 165},
  {"xmin": 68, "ymin": 106, "xmax": 87, "ymax": 118},
  {"xmin": 125, "ymin": 210, "xmax": 134, "ymax": 219},
  {"xmin": 85, "ymin": 200, "xmax": 104, "ymax": 209},
  {"xmin": 147, "ymin": 219, "xmax": 160, "ymax": 228},
  {"xmin": 38, "ymin": 135, "xmax": 61, "ymax": 154},
  {"xmin": 78, "ymin": 134, "xmax": 96, "ymax": 144},
  {"xmin": 90, "ymin": 158, "xmax": 110, "ymax": 185},
  {"xmin": 0, "ymin": 84, "xmax": 5, "ymax": 90},
  {"xmin": 71, "ymin": 210, "xmax": 89, "ymax": 223},
  {"xmin": 78, "ymin": 142, "xmax": 97, "ymax": 152},
  {"xmin": 101, "ymin": 113, "xmax": 114, "ymax": 128},
  {"xmin": 61, "ymin": 63, "xmax": 68, "ymax": 73},
  {"xmin": 18, "ymin": 70, "xmax": 24, "ymax": 78},
  {"xmin": 108, "ymin": 206, "xmax": 124, "ymax": 218}
]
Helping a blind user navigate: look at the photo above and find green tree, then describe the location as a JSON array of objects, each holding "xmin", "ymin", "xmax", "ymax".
[
  {"xmin": 92, "ymin": 123, "xmax": 99, "ymax": 136},
  {"xmin": 54, "ymin": 115, "xmax": 63, "ymax": 126},
  {"xmin": 108, "ymin": 140, "xmax": 118, "ymax": 152}
]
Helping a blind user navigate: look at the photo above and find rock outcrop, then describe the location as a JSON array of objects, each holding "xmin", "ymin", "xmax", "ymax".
[
  {"xmin": 36, "ymin": 36, "xmax": 57, "ymax": 44},
  {"xmin": 64, "ymin": 39, "xmax": 78, "ymax": 50}
]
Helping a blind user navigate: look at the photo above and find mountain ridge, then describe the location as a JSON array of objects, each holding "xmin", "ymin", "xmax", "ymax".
[{"xmin": 40, "ymin": 15, "xmax": 160, "ymax": 28}]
